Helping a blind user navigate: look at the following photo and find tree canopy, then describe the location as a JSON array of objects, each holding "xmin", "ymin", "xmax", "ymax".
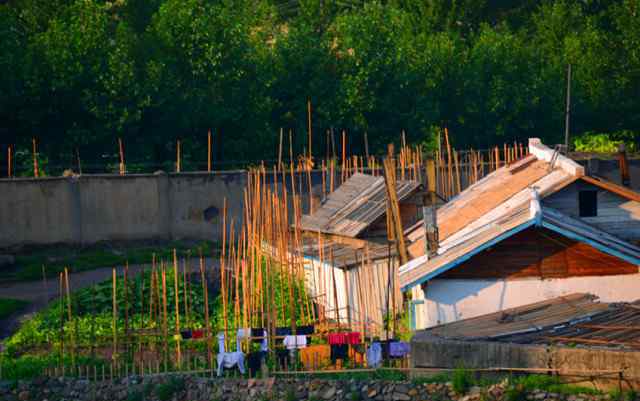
[{"xmin": 1, "ymin": 0, "xmax": 638, "ymax": 173}]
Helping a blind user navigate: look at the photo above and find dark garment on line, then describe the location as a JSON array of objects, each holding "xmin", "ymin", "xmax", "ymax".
[
  {"xmin": 247, "ymin": 351, "xmax": 266, "ymax": 376},
  {"xmin": 276, "ymin": 348, "xmax": 289, "ymax": 369},
  {"xmin": 296, "ymin": 325, "xmax": 314, "ymax": 335},
  {"xmin": 380, "ymin": 339, "xmax": 398, "ymax": 359},
  {"xmin": 192, "ymin": 329, "xmax": 204, "ymax": 339},
  {"xmin": 330, "ymin": 344, "xmax": 349, "ymax": 363},
  {"xmin": 275, "ymin": 327, "xmax": 292, "ymax": 336},
  {"xmin": 251, "ymin": 328, "xmax": 265, "ymax": 343},
  {"xmin": 275, "ymin": 327, "xmax": 291, "ymax": 344},
  {"xmin": 353, "ymin": 343, "xmax": 367, "ymax": 355},
  {"xmin": 180, "ymin": 330, "xmax": 192, "ymax": 340}
]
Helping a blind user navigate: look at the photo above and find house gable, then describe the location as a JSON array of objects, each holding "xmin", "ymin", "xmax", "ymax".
[
  {"xmin": 543, "ymin": 180, "xmax": 640, "ymax": 242},
  {"xmin": 438, "ymin": 226, "xmax": 639, "ymax": 280}
]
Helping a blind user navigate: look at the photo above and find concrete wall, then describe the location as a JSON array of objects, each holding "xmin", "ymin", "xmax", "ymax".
[
  {"xmin": 414, "ymin": 273, "xmax": 640, "ymax": 329},
  {"xmin": 0, "ymin": 171, "xmax": 321, "ymax": 249},
  {"xmin": 411, "ymin": 338, "xmax": 640, "ymax": 389}
]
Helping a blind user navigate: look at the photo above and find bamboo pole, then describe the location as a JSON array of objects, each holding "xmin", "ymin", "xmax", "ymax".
[
  {"xmin": 208, "ymin": 130, "xmax": 212, "ymax": 172},
  {"xmin": 307, "ymin": 99, "xmax": 312, "ymax": 160},
  {"xmin": 118, "ymin": 138, "xmax": 125, "ymax": 175},
  {"xmin": 7, "ymin": 145, "xmax": 12, "ymax": 178},
  {"xmin": 32, "ymin": 138, "xmax": 39, "ymax": 178},
  {"xmin": 176, "ymin": 140, "xmax": 181, "ymax": 173},
  {"xmin": 112, "ymin": 268, "xmax": 118, "ymax": 368},
  {"xmin": 173, "ymin": 249, "xmax": 182, "ymax": 368}
]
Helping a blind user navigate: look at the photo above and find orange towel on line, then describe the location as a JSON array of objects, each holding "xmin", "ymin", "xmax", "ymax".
[{"xmin": 299, "ymin": 345, "xmax": 331, "ymax": 370}]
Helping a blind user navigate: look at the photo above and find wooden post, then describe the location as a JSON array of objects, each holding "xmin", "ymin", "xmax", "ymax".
[
  {"xmin": 618, "ymin": 144, "xmax": 631, "ymax": 187},
  {"xmin": 173, "ymin": 249, "xmax": 182, "ymax": 368},
  {"xmin": 208, "ymin": 130, "xmax": 212, "ymax": 172},
  {"xmin": 307, "ymin": 99, "xmax": 313, "ymax": 160},
  {"xmin": 75, "ymin": 147, "xmax": 82, "ymax": 175},
  {"xmin": 383, "ymin": 157, "xmax": 408, "ymax": 266},
  {"xmin": 32, "ymin": 138, "xmax": 39, "ymax": 178},
  {"xmin": 112, "ymin": 268, "xmax": 118, "ymax": 369},
  {"xmin": 7, "ymin": 145, "xmax": 12, "ymax": 178},
  {"xmin": 176, "ymin": 140, "xmax": 181, "ymax": 173},
  {"xmin": 118, "ymin": 138, "xmax": 125, "ymax": 175},
  {"xmin": 278, "ymin": 128, "xmax": 284, "ymax": 170},
  {"xmin": 364, "ymin": 132, "xmax": 369, "ymax": 161}
]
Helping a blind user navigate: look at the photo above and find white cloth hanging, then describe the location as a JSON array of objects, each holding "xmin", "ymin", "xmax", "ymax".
[
  {"xmin": 216, "ymin": 331, "xmax": 246, "ymax": 376},
  {"xmin": 283, "ymin": 335, "xmax": 307, "ymax": 350},
  {"xmin": 260, "ymin": 329, "xmax": 269, "ymax": 352},
  {"xmin": 237, "ymin": 328, "xmax": 251, "ymax": 352}
]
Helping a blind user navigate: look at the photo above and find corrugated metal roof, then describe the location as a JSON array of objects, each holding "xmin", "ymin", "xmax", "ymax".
[
  {"xmin": 299, "ymin": 173, "xmax": 421, "ymax": 238},
  {"xmin": 415, "ymin": 293, "xmax": 640, "ymax": 349},
  {"xmin": 300, "ymin": 237, "xmax": 394, "ymax": 269}
]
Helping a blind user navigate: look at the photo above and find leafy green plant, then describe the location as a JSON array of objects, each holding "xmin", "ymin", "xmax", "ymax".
[{"xmin": 452, "ymin": 366, "xmax": 474, "ymax": 394}]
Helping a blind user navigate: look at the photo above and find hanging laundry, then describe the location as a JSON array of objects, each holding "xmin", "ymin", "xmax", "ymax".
[
  {"xmin": 389, "ymin": 341, "xmax": 410, "ymax": 358},
  {"xmin": 328, "ymin": 332, "xmax": 347, "ymax": 345},
  {"xmin": 251, "ymin": 328, "xmax": 265, "ymax": 343},
  {"xmin": 276, "ymin": 348, "xmax": 289, "ymax": 369},
  {"xmin": 330, "ymin": 344, "xmax": 349, "ymax": 363},
  {"xmin": 192, "ymin": 329, "xmax": 204, "ymax": 339},
  {"xmin": 299, "ymin": 345, "xmax": 331, "ymax": 370},
  {"xmin": 275, "ymin": 327, "xmax": 292, "ymax": 336},
  {"xmin": 216, "ymin": 332, "xmax": 246, "ymax": 376},
  {"xmin": 247, "ymin": 351, "xmax": 267, "ymax": 376},
  {"xmin": 237, "ymin": 328, "xmax": 251, "ymax": 352},
  {"xmin": 180, "ymin": 330, "xmax": 192, "ymax": 340},
  {"xmin": 366, "ymin": 342, "xmax": 382, "ymax": 368},
  {"xmin": 346, "ymin": 332, "xmax": 361, "ymax": 345},
  {"xmin": 283, "ymin": 335, "xmax": 307, "ymax": 350},
  {"xmin": 296, "ymin": 325, "xmax": 315, "ymax": 335}
]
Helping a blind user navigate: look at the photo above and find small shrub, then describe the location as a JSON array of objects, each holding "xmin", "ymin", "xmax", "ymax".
[
  {"xmin": 452, "ymin": 366, "xmax": 473, "ymax": 394},
  {"xmin": 349, "ymin": 391, "xmax": 362, "ymax": 401}
]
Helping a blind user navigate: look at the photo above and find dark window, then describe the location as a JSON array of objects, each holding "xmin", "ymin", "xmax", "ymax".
[{"xmin": 579, "ymin": 191, "xmax": 598, "ymax": 217}]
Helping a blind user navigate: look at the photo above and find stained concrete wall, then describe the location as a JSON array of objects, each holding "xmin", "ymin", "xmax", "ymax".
[
  {"xmin": 411, "ymin": 337, "xmax": 640, "ymax": 389},
  {"xmin": 0, "ymin": 171, "xmax": 321, "ymax": 249},
  {"xmin": 0, "ymin": 157, "xmax": 637, "ymax": 249}
]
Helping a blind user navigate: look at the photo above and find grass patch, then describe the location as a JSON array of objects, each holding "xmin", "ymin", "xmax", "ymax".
[
  {"xmin": 510, "ymin": 374, "xmax": 602, "ymax": 396},
  {"xmin": 0, "ymin": 298, "xmax": 29, "ymax": 319},
  {"xmin": 2, "ymin": 240, "xmax": 219, "ymax": 282}
]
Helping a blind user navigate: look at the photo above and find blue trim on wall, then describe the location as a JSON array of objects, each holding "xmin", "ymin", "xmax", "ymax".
[
  {"xmin": 541, "ymin": 221, "xmax": 640, "ymax": 266},
  {"xmin": 401, "ymin": 219, "xmax": 536, "ymax": 291}
]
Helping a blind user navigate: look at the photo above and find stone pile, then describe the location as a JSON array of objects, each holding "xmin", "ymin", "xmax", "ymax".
[{"xmin": 0, "ymin": 375, "xmax": 627, "ymax": 401}]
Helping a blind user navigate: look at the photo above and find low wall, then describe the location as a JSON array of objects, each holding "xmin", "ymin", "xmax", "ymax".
[
  {"xmin": 0, "ymin": 157, "xmax": 637, "ymax": 249},
  {"xmin": 411, "ymin": 338, "xmax": 640, "ymax": 390},
  {"xmin": 0, "ymin": 171, "xmax": 322, "ymax": 249}
]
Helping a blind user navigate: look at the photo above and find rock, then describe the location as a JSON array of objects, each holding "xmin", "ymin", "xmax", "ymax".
[
  {"xmin": 17, "ymin": 390, "xmax": 29, "ymax": 401},
  {"xmin": 408, "ymin": 388, "xmax": 418, "ymax": 397},
  {"xmin": 469, "ymin": 386, "xmax": 482, "ymax": 395},
  {"xmin": 321, "ymin": 386, "xmax": 336, "ymax": 400},
  {"xmin": 368, "ymin": 388, "xmax": 379, "ymax": 398},
  {"xmin": 534, "ymin": 392, "xmax": 548, "ymax": 400},
  {"xmin": 0, "ymin": 254, "xmax": 15, "ymax": 268},
  {"xmin": 392, "ymin": 392, "xmax": 411, "ymax": 401}
]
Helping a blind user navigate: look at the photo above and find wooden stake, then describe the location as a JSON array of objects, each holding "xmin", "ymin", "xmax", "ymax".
[
  {"xmin": 278, "ymin": 128, "xmax": 284, "ymax": 170},
  {"xmin": 7, "ymin": 145, "xmax": 11, "ymax": 178},
  {"xmin": 176, "ymin": 140, "xmax": 181, "ymax": 173},
  {"xmin": 32, "ymin": 138, "xmax": 39, "ymax": 178},
  {"xmin": 307, "ymin": 99, "xmax": 312, "ymax": 160},
  {"xmin": 173, "ymin": 249, "xmax": 182, "ymax": 368},
  {"xmin": 118, "ymin": 138, "xmax": 125, "ymax": 175},
  {"xmin": 208, "ymin": 130, "xmax": 212, "ymax": 172}
]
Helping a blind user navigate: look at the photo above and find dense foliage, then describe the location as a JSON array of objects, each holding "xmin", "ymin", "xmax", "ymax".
[{"xmin": 1, "ymin": 0, "xmax": 639, "ymax": 173}]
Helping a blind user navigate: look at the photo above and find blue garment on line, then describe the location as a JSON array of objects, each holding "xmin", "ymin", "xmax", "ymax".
[
  {"xmin": 389, "ymin": 341, "xmax": 410, "ymax": 357},
  {"xmin": 366, "ymin": 342, "xmax": 382, "ymax": 368}
]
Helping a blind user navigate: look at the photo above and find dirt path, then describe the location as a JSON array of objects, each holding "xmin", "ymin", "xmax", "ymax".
[{"xmin": 0, "ymin": 259, "xmax": 219, "ymax": 341}]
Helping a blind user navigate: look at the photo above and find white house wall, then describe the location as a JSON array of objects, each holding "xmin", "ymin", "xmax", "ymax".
[
  {"xmin": 303, "ymin": 256, "xmax": 401, "ymax": 336},
  {"xmin": 417, "ymin": 273, "xmax": 640, "ymax": 329}
]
